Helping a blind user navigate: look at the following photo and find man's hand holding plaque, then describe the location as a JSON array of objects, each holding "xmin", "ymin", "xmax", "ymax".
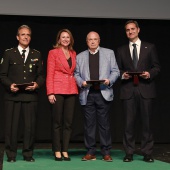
[
  {"xmin": 85, "ymin": 80, "xmax": 105, "ymax": 90},
  {"xmin": 125, "ymin": 72, "xmax": 143, "ymax": 85},
  {"xmin": 14, "ymin": 82, "xmax": 36, "ymax": 91}
]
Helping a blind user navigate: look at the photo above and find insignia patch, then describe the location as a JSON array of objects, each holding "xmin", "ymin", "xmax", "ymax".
[
  {"xmin": 31, "ymin": 58, "xmax": 38, "ymax": 62},
  {"xmin": 5, "ymin": 47, "xmax": 14, "ymax": 51},
  {"xmin": 0, "ymin": 58, "xmax": 3, "ymax": 64},
  {"xmin": 33, "ymin": 49, "xmax": 40, "ymax": 53}
]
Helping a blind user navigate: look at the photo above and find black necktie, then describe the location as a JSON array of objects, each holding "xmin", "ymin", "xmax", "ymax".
[
  {"xmin": 132, "ymin": 44, "xmax": 138, "ymax": 69},
  {"xmin": 21, "ymin": 49, "xmax": 26, "ymax": 62}
]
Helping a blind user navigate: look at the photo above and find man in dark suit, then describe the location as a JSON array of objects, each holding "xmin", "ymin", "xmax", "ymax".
[
  {"xmin": 116, "ymin": 20, "xmax": 160, "ymax": 162},
  {"xmin": 0, "ymin": 25, "xmax": 44, "ymax": 162}
]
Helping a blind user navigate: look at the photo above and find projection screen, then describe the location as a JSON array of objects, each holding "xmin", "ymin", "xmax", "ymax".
[{"xmin": 0, "ymin": 0, "xmax": 170, "ymax": 19}]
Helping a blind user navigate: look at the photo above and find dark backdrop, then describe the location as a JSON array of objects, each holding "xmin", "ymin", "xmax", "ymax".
[{"xmin": 0, "ymin": 15, "xmax": 170, "ymax": 143}]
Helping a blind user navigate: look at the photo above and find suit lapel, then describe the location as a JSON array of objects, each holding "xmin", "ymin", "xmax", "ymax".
[
  {"xmin": 138, "ymin": 41, "xmax": 146, "ymax": 68},
  {"xmin": 13, "ymin": 48, "xmax": 23, "ymax": 63},
  {"xmin": 84, "ymin": 51, "xmax": 90, "ymax": 79},
  {"xmin": 125, "ymin": 45, "xmax": 134, "ymax": 68},
  {"xmin": 69, "ymin": 51, "xmax": 75, "ymax": 73},
  {"xmin": 58, "ymin": 48, "xmax": 72, "ymax": 74}
]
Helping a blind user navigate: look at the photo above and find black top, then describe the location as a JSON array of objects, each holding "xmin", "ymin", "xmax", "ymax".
[
  {"xmin": 89, "ymin": 51, "xmax": 99, "ymax": 80},
  {"xmin": 67, "ymin": 57, "xmax": 72, "ymax": 68}
]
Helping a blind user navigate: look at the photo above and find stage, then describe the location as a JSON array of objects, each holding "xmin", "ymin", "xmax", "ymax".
[{"xmin": 1, "ymin": 143, "xmax": 170, "ymax": 170}]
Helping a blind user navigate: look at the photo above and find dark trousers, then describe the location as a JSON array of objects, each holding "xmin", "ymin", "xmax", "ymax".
[
  {"xmin": 51, "ymin": 94, "xmax": 76, "ymax": 152},
  {"xmin": 82, "ymin": 90, "xmax": 112, "ymax": 156},
  {"xmin": 122, "ymin": 87, "xmax": 154, "ymax": 155},
  {"xmin": 5, "ymin": 101, "xmax": 37, "ymax": 158}
]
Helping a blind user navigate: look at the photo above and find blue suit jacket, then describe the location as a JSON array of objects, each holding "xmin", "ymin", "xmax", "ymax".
[{"xmin": 74, "ymin": 47, "xmax": 120, "ymax": 105}]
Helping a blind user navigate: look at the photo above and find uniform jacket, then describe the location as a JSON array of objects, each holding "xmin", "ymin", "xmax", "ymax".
[
  {"xmin": 46, "ymin": 48, "xmax": 78, "ymax": 95},
  {"xmin": 116, "ymin": 41, "xmax": 160, "ymax": 99},
  {"xmin": 74, "ymin": 47, "xmax": 120, "ymax": 105},
  {"xmin": 0, "ymin": 47, "xmax": 44, "ymax": 101}
]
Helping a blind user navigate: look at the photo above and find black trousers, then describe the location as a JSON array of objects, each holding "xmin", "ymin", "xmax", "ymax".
[
  {"xmin": 82, "ymin": 90, "xmax": 112, "ymax": 156},
  {"xmin": 51, "ymin": 94, "xmax": 76, "ymax": 152},
  {"xmin": 5, "ymin": 101, "xmax": 37, "ymax": 158},
  {"xmin": 122, "ymin": 87, "xmax": 154, "ymax": 155}
]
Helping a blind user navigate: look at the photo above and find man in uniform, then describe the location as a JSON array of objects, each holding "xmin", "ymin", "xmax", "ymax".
[{"xmin": 0, "ymin": 25, "xmax": 44, "ymax": 162}]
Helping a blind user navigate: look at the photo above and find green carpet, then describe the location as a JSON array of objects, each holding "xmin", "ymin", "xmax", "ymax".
[{"xmin": 3, "ymin": 149, "xmax": 170, "ymax": 170}]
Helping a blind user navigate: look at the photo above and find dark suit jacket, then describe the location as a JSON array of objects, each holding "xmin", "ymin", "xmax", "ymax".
[
  {"xmin": 116, "ymin": 41, "xmax": 160, "ymax": 99},
  {"xmin": 0, "ymin": 47, "xmax": 44, "ymax": 101}
]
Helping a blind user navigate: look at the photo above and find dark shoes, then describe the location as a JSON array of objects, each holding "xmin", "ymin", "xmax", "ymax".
[
  {"xmin": 7, "ymin": 156, "xmax": 35, "ymax": 162},
  {"xmin": 63, "ymin": 156, "xmax": 71, "ymax": 161},
  {"xmin": 143, "ymin": 155, "xmax": 154, "ymax": 162},
  {"xmin": 123, "ymin": 154, "xmax": 133, "ymax": 162},
  {"xmin": 61, "ymin": 152, "xmax": 71, "ymax": 161},
  {"xmin": 102, "ymin": 155, "xmax": 113, "ymax": 162},
  {"xmin": 23, "ymin": 156, "xmax": 35, "ymax": 162},
  {"xmin": 7, "ymin": 157, "xmax": 16, "ymax": 162},
  {"xmin": 55, "ymin": 156, "xmax": 63, "ymax": 161},
  {"xmin": 55, "ymin": 153, "xmax": 71, "ymax": 161},
  {"xmin": 123, "ymin": 154, "xmax": 154, "ymax": 162},
  {"xmin": 82, "ymin": 154, "xmax": 96, "ymax": 161},
  {"xmin": 55, "ymin": 156, "xmax": 71, "ymax": 161}
]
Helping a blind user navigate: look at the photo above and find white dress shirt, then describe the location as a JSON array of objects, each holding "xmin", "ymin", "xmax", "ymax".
[
  {"xmin": 129, "ymin": 38, "xmax": 141, "ymax": 60},
  {"xmin": 18, "ymin": 45, "xmax": 29, "ymax": 63}
]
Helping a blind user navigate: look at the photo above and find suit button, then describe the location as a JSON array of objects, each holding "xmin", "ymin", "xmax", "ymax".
[
  {"xmin": 24, "ymin": 71, "xmax": 26, "ymax": 73},
  {"xmin": 24, "ymin": 77, "xmax": 26, "ymax": 79}
]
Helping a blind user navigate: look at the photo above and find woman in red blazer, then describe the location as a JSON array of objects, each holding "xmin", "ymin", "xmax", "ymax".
[{"xmin": 46, "ymin": 29, "xmax": 78, "ymax": 161}]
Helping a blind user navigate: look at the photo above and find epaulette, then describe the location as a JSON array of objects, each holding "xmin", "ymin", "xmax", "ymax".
[
  {"xmin": 5, "ymin": 47, "xmax": 14, "ymax": 51},
  {"xmin": 33, "ymin": 49, "xmax": 40, "ymax": 53}
]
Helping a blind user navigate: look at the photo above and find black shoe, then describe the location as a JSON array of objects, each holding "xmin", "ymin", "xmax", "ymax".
[
  {"xmin": 62, "ymin": 152, "xmax": 71, "ymax": 161},
  {"xmin": 123, "ymin": 154, "xmax": 133, "ymax": 162},
  {"xmin": 143, "ymin": 155, "xmax": 154, "ymax": 162},
  {"xmin": 7, "ymin": 157, "xmax": 16, "ymax": 162},
  {"xmin": 55, "ymin": 156, "xmax": 63, "ymax": 161},
  {"xmin": 23, "ymin": 157, "xmax": 35, "ymax": 162},
  {"xmin": 63, "ymin": 156, "xmax": 71, "ymax": 161}
]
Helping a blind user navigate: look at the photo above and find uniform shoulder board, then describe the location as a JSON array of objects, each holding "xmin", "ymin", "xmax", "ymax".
[
  {"xmin": 5, "ymin": 47, "xmax": 14, "ymax": 51},
  {"xmin": 33, "ymin": 49, "xmax": 40, "ymax": 53}
]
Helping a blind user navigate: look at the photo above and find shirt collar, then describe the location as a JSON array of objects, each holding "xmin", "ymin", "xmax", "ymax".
[
  {"xmin": 88, "ymin": 46, "xmax": 100, "ymax": 55},
  {"xmin": 18, "ymin": 45, "xmax": 29, "ymax": 54},
  {"xmin": 129, "ymin": 38, "xmax": 141, "ymax": 47}
]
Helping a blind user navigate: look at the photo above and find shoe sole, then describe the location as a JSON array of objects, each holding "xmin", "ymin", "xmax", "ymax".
[
  {"xmin": 102, "ymin": 159, "xmax": 113, "ymax": 162},
  {"xmin": 82, "ymin": 158, "xmax": 96, "ymax": 161}
]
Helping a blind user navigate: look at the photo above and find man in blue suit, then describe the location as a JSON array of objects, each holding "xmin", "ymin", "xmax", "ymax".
[{"xmin": 74, "ymin": 31, "xmax": 120, "ymax": 161}]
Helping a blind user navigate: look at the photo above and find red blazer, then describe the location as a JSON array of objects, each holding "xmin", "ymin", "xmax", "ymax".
[{"xmin": 46, "ymin": 48, "xmax": 78, "ymax": 95}]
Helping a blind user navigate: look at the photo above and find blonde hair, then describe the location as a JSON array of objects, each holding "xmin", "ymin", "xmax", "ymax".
[{"xmin": 53, "ymin": 29, "xmax": 74, "ymax": 50}]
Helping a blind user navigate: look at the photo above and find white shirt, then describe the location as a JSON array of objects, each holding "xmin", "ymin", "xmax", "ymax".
[
  {"xmin": 18, "ymin": 45, "xmax": 29, "ymax": 63},
  {"xmin": 129, "ymin": 38, "xmax": 141, "ymax": 60},
  {"xmin": 122, "ymin": 39, "xmax": 141, "ymax": 79},
  {"xmin": 88, "ymin": 46, "xmax": 100, "ymax": 55}
]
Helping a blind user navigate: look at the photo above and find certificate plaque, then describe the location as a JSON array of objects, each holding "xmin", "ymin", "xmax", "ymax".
[
  {"xmin": 126, "ymin": 72, "xmax": 143, "ymax": 76},
  {"xmin": 126, "ymin": 72, "xmax": 143, "ymax": 85},
  {"xmin": 86, "ymin": 80, "xmax": 105, "ymax": 90},
  {"xmin": 86, "ymin": 80, "xmax": 105, "ymax": 84},
  {"xmin": 15, "ymin": 82, "xmax": 34, "ymax": 90}
]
